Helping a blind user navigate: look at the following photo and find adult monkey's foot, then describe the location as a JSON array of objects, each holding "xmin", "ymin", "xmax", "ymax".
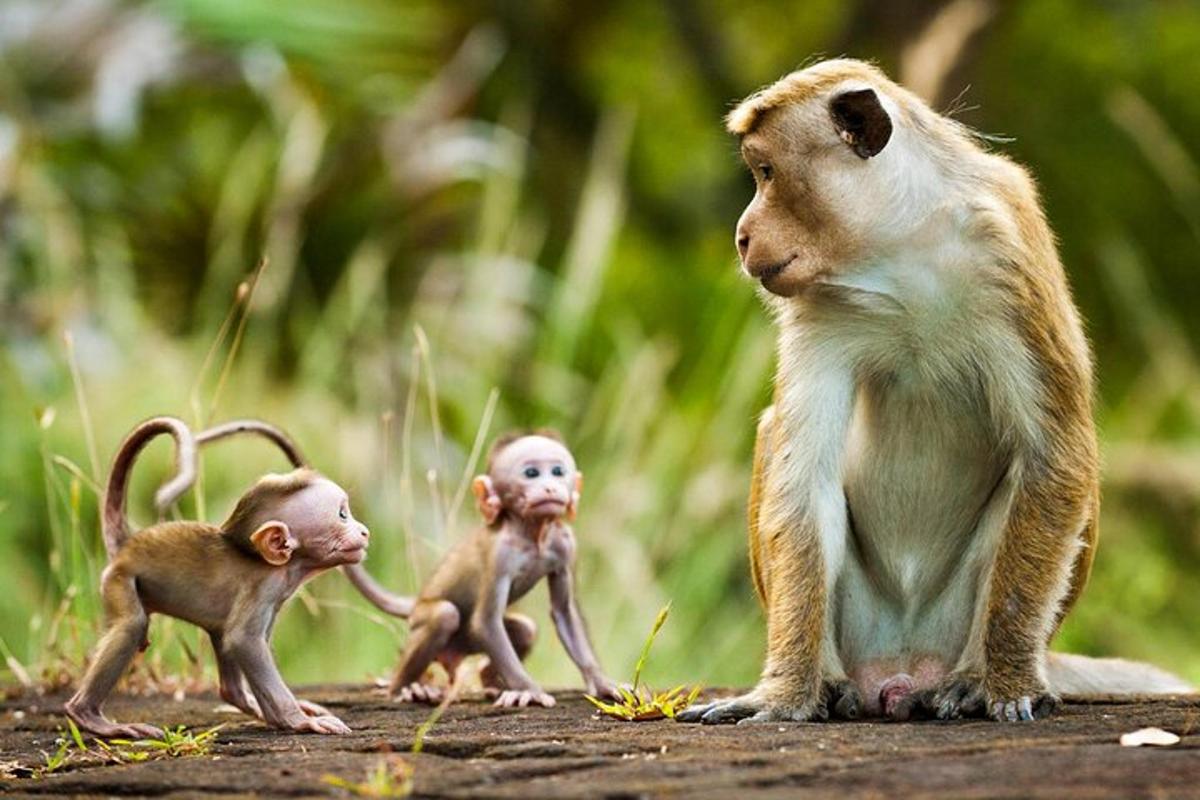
[
  {"xmin": 818, "ymin": 677, "xmax": 863, "ymax": 720},
  {"xmin": 676, "ymin": 684, "xmax": 819, "ymax": 725},
  {"xmin": 892, "ymin": 670, "xmax": 1058, "ymax": 722}
]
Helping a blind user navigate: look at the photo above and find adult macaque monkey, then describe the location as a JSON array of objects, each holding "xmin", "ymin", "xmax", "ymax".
[
  {"xmin": 345, "ymin": 431, "xmax": 620, "ymax": 709},
  {"xmin": 681, "ymin": 59, "xmax": 1191, "ymax": 725},
  {"xmin": 65, "ymin": 416, "xmax": 370, "ymax": 737}
]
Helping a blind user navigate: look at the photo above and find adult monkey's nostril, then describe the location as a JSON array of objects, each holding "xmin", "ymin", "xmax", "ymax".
[{"xmin": 737, "ymin": 234, "xmax": 750, "ymax": 258}]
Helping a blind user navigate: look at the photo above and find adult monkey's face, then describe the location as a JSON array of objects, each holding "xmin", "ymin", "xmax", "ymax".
[{"xmin": 730, "ymin": 60, "xmax": 934, "ymax": 299}]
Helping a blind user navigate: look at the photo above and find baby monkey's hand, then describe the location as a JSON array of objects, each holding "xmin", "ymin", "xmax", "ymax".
[
  {"xmin": 585, "ymin": 674, "xmax": 623, "ymax": 701},
  {"xmin": 494, "ymin": 688, "xmax": 556, "ymax": 708}
]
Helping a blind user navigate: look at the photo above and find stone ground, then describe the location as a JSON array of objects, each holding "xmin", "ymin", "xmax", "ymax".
[{"xmin": 1, "ymin": 687, "xmax": 1198, "ymax": 798}]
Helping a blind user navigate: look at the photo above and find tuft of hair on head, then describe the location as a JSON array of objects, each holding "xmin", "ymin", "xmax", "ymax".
[
  {"xmin": 485, "ymin": 428, "xmax": 565, "ymax": 473},
  {"xmin": 725, "ymin": 58, "xmax": 890, "ymax": 136},
  {"xmin": 221, "ymin": 468, "xmax": 320, "ymax": 552}
]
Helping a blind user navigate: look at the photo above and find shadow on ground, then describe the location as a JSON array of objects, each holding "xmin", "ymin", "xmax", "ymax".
[{"xmin": 1, "ymin": 687, "xmax": 1198, "ymax": 798}]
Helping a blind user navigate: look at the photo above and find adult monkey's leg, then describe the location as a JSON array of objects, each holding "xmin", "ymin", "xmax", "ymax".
[{"xmin": 680, "ymin": 359, "xmax": 856, "ymax": 724}]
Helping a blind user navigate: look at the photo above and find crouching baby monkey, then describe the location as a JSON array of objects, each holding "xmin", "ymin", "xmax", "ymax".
[
  {"xmin": 345, "ymin": 431, "xmax": 620, "ymax": 708},
  {"xmin": 65, "ymin": 416, "xmax": 370, "ymax": 737},
  {"xmin": 680, "ymin": 59, "xmax": 1192, "ymax": 726}
]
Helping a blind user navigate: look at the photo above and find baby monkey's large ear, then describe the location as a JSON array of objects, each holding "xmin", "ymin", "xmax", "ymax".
[
  {"xmin": 830, "ymin": 88, "xmax": 892, "ymax": 159},
  {"xmin": 250, "ymin": 521, "xmax": 298, "ymax": 566},
  {"xmin": 472, "ymin": 475, "xmax": 503, "ymax": 525},
  {"xmin": 567, "ymin": 472, "xmax": 583, "ymax": 521}
]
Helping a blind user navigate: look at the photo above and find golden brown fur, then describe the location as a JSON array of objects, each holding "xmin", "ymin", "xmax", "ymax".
[{"xmin": 681, "ymin": 58, "xmax": 1189, "ymax": 726}]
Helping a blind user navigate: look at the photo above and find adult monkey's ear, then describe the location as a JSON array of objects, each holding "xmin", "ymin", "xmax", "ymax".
[
  {"xmin": 472, "ymin": 475, "xmax": 503, "ymax": 525},
  {"xmin": 250, "ymin": 521, "xmax": 297, "ymax": 566},
  {"xmin": 830, "ymin": 88, "xmax": 893, "ymax": 159}
]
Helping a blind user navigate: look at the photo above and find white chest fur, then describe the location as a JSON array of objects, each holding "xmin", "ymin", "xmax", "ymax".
[{"xmin": 770, "ymin": 241, "xmax": 1041, "ymax": 673}]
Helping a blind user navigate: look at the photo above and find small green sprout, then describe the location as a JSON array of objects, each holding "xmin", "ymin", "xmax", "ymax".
[
  {"xmin": 585, "ymin": 603, "xmax": 702, "ymax": 721},
  {"xmin": 106, "ymin": 724, "xmax": 224, "ymax": 759},
  {"xmin": 40, "ymin": 737, "xmax": 73, "ymax": 775},
  {"xmin": 322, "ymin": 756, "xmax": 414, "ymax": 798},
  {"xmin": 25, "ymin": 721, "xmax": 223, "ymax": 779}
]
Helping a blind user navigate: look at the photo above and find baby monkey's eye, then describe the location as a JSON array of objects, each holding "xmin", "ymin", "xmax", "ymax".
[
  {"xmin": 338, "ymin": 507, "xmax": 348, "ymax": 520},
  {"xmin": 551, "ymin": 465, "xmax": 565, "ymax": 477},
  {"xmin": 524, "ymin": 466, "xmax": 540, "ymax": 479}
]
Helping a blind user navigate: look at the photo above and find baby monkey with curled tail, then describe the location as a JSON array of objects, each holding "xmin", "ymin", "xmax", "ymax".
[
  {"xmin": 65, "ymin": 417, "xmax": 370, "ymax": 738},
  {"xmin": 346, "ymin": 431, "xmax": 621, "ymax": 709}
]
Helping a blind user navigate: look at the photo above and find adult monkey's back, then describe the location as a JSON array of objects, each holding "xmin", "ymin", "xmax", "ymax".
[{"xmin": 679, "ymin": 59, "xmax": 1192, "ymax": 725}]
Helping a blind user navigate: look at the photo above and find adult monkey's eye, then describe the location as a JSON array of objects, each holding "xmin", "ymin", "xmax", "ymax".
[
  {"xmin": 551, "ymin": 465, "xmax": 565, "ymax": 477},
  {"xmin": 524, "ymin": 466, "xmax": 540, "ymax": 479},
  {"xmin": 759, "ymin": 164, "xmax": 773, "ymax": 181}
]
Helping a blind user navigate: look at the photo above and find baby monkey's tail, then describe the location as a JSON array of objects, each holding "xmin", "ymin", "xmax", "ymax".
[
  {"xmin": 342, "ymin": 564, "xmax": 415, "ymax": 618},
  {"xmin": 152, "ymin": 419, "xmax": 309, "ymax": 512},
  {"xmin": 1047, "ymin": 652, "xmax": 1194, "ymax": 696},
  {"xmin": 103, "ymin": 416, "xmax": 197, "ymax": 560}
]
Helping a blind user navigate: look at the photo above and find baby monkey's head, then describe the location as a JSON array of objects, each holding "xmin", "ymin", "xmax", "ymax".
[
  {"xmin": 728, "ymin": 58, "xmax": 971, "ymax": 298},
  {"xmin": 223, "ymin": 468, "xmax": 370, "ymax": 568},
  {"xmin": 473, "ymin": 432, "xmax": 582, "ymax": 526}
]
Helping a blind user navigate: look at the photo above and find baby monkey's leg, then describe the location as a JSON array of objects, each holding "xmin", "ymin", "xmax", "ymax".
[
  {"xmin": 65, "ymin": 571, "xmax": 164, "ymax": 739},
  {"xmin": 481, "ymin": 613, "xmax": 538, "ymax": 694},
  {"xmin": 212, "ymin": 634, "xmax": 331, "ymax": 719},
  {"xmin": 391, "ymin": 600, "xmax": 461, "ymax": 704},
  {"xmin": 211, "ymin": 632, "xmax": 262, "ymax": 718}
]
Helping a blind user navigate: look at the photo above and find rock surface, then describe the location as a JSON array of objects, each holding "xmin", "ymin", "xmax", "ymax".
[{"xmin": 1, "ymin": 688, "xmax": 1198, "ymax": 798}]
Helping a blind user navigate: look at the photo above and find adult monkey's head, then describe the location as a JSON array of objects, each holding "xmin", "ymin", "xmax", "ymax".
[{"xmin": 729, "ymin": 59, "xmax": 962, "ymax": 298}]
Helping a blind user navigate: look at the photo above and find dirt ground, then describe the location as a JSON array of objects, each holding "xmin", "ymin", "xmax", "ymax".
[{"xmin": 1, "ymin": 687, "xmax": 1198, "ymax": 798}]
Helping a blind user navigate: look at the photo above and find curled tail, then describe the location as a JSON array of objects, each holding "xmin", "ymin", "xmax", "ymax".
[
  {"xmin": 103, "ymin": 416, "xmax": 197, "ymax": 559},
  {"xmin": 1047, "ymin": 652, "xmax": 1194, "ymax": 696},
  {"xmin": 195, "ymin": 420, "xmax": 307, "ymax": 468},
  {"xmin": 154, "ymin": 419, "xmax": 309, "ymax": 512},
  {"xmin": 342, "ymin": 563, "xmax": 415, "ymax": 618}
]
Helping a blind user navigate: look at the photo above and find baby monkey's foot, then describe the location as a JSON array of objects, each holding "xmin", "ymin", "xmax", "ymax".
[
  {"xmin": 395, "ymin": 682, "xmax": 445, "ymax": 705},
  {"xmin": 65, "ymin": 706, "xmax": 164, "ymax": 740},
  {"xmin": 283, "ymin": 713, "xmax": 351, "ymax": 735},
  {"xmin": 494, "ymin": 689, "xmax": 556, "ymax": 708},
  {"xmin": 297, "ymin": 699, "xmax": 333, "ymax": 717}
]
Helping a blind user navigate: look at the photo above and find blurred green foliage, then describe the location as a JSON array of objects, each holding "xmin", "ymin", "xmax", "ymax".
[{"xmin": 0, "ymin": 0, "xmax": 1197, "ymax": 695}]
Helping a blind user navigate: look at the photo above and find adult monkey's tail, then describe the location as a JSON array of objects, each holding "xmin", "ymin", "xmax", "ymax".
[
  {"xmin": 1047, "ymin": 652, "xmax": 1194, "ymax": 695},
  {"xmin": 103, "ymin": 416, "xmax": 197, "ymax": 560},
  {"xmin": 170, "ymin": 418, "xmax": 416, "ymax": 619}
]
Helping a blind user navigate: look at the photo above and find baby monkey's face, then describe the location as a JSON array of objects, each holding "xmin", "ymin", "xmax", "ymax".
[
  {"xmin": 493, "ymin": 436, "xmax": 579, "ymax": 521},
  {"xmin": 282, "ymin": 478, "xmax": 371, "ymax": 566}
]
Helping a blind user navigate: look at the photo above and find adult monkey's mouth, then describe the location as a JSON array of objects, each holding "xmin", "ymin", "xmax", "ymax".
[
  {"xmin": 754, "ymin": 255, "xmax": 801, "ymax": 296},
  {"xmin": 748, "ymin": 255, "xmax": 796, "ymax": 285}
]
